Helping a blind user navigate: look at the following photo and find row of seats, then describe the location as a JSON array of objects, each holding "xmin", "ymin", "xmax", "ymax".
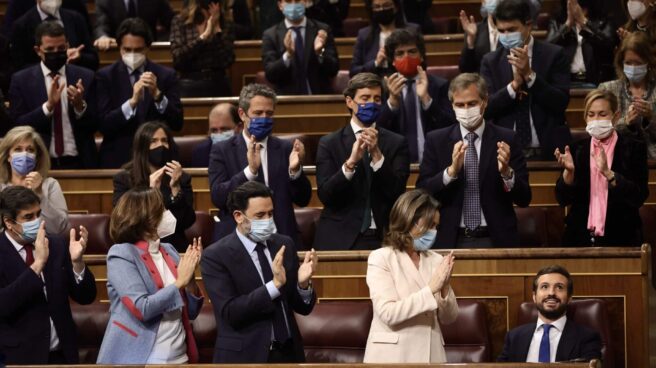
[{"xmin": 71, "ymin": 298, "xmax": 612, "ymax": 365}]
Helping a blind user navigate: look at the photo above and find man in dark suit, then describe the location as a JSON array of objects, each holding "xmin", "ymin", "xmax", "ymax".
[
  {"xmin": 10, "ymin": 0, "xmax": 98, "ymax": 71},
  {"xmin": 1, "ymin": 0, "xmax": 91, "ymax": 38},
  {"xmin": 262, "ymin": 0, "xmax": 339, "ymax": 95},
  {"xmin": 416, "ymin": 73, "xmax": 531, "ymax": 248},
  {"xmin": 498, "ymin": 265, "xmax": 602, "ymax": 362},
  {"xmin": 96, "ymin": 18, "xmax": 183, "ymax": 168},
  {"xmin": 314, "ymin": 72, "xmax": 410, "ymax": 250},
  {"xmin": 458, "ymin": 5, "xmax": 500, "ymax": 73},
  {"xmin": 191, "ymin": 103, "xmax": 242, "ymax": 168},
  {"xmin": 377, "ymin": 29, "xmax": 456, "ymax": 163},
  {"xmin": 93, "ymin": 0, "xmax": 175, "ymax": 50},
  {"xmin": 0, "ymin": 186, "xmax": 96, "ymax": 365},
  {"xmin": 305, "ymin": 0, "xmax": 350, "ymax": 37},
  {"xmin": 9, "ymin": 22, "xmax": 97, "ymax": 169},
  {"xmin": 201, "ymin": 181, "xmax": 317, "ymax": 363},
  {"xmin": 480, "ymin": 0, "xmax": 571, "ymax": 160},
  {"xmin": 208, "ymin": 84, "xmax": 311, "ymax": 245}
]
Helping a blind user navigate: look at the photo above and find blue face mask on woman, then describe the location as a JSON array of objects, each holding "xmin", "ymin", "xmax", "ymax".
[
  {"xmin": 11, "ymin": 152, "xmax": 36, "ymax": 176},
  {"xmin": 248, "ymin": 117, "xmax": 274, "ymax": 141},
  {"xmin": 413, "ymin": 229, "xmax": 437, "ymax": 251},
  {"xmin": 17, "ymin": 217, "xmax": 41, "ymax": 243},
  {"xmin": 498, "ymin": 31, "xmax": 525, "ymax": 49},
  {"xmin": 283, "ymin": 2, "xmax": 305, "ymax": 22},
  {"xmin": 245, "ymin": 216, "xmax": 277, "ymax": 242},
  {"xmin": 624, "ymin": 63, "xmax": 648, "ymax": 83},
  {"xmin": 355, "ymin": 102, "xmax": 381, "ymax": 126}
]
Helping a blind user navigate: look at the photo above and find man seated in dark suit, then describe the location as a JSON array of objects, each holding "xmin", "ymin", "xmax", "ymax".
[
  {"xmin": 9, "ymin": 21, "xmax": 97, "ymax": 169},
  {"xmin": 96, "ymin": 18, "xmax": 183, "ymax": 168},
  {"xmin": 191, "ymin": 102, "xmax": 243, "ymax": 168},
  {"xmin": 10, "ymin": 0, "xmax": 98, "ymax": 71},
  {"xmin": 377, "ymin": 29, "xmax": 456, "ymax": 163},
  {"xmin": 416, "ymin": 73, "xmax": 531, "ymax": 248},
  {"xmin": 314, "ymin": 72, "xmax": 410, "ymax": 250},
  {"xmin": 0, "ymin": 186, "xmax": 96, "ymax": 364},
  {"xmin": 458, "ymin": 1, "xmax": 501, "ymax": 73},
  {"xmin": 498, "ymin": 265, "xmax": 602, "ymax": 362},
  {"xmin": 201, "ymin": 181, "xmax": 317, "ymax": 363},
  {"xmin": 1, "ymin": 0, "xmax": 92, "ymax": 38},
  {"xmin": 208, "ymin": 84, "xmax": 311, "ymax": 245},
  {"xmin": 262, "ymin": 0, "xmax": 339, "ymax": 95},
  {"xmin": 481, "ymin": 0, "xmax": 571, "ymax": 160},
  {"xmin": 93, "ymin": 0, "xmax": 175, "ymax": 51}
]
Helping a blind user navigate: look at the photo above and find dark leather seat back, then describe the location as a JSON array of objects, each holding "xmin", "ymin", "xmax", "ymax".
[
  {"xmin": 185, "ymin": 211, "xmax": 214, "ymax": 247},
  {"xmin": 71, "ymin": 302, "xmax": 110, "ymax": 364},
  {"xmin": 440, "ymin": 299, "xmax": 491, "ymax": 362},
  {"xmin": 174, "ymin": 136, "xmax": 208, "ymax": 168},
  {"xmin": 294, "ymin": 208, "xmax": 322, "ymax": 250},
  {"xmin": 68, "ymin": 213, "xmax": 111, "ymax": 254},
  {"xmin": 515, "ymin": 207, "xmax": 549, "ymax": 247},
  {"xmin": 343, "ymin": 18, "xmax": 369, "ymax": 37},
  {"xmin": 426, "ymin": 65, "xmax": 460, "ymax": 81},
  {"xmin": 255, "ymin": 71, "xmax": 275, "ymax": 89},
  {"xmin": 331, "ymin": 70, "xmax": 350, "ymax": 94},
  {"xmin": 192, "ymin": 303, "xmax": 218, "ymax": 363}
]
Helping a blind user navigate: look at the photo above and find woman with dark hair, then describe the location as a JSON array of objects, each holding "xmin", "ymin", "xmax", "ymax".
[
  {"xmin": 170, "ymin": 0, "xmax": 235, "ymax": 97},
  {"xmin": 364, "ymin": 189, "xmax": 457, "ymax": 363},
  {"xmin": 112, "ymin": 121, "xmax": 196, "ymax": 252},
  {"xmin": 349, "ymin": 0, "xmax": 419, "ymax": 77}
]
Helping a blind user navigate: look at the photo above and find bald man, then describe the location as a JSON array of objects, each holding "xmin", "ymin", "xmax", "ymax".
[{"xmin": 191, "ymin": 103, "xmax": 242, "ymax": 167}]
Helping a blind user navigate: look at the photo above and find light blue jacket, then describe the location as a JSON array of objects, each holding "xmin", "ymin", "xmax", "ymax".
[{"xmin": 97, "ymin": 241, "xmax": 203, "ymax": 364}]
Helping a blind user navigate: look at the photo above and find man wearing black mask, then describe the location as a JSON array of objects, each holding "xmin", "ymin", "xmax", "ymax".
[{"xmin": 8, "ymin": 21, "xmax": 98, "ymax": 169}]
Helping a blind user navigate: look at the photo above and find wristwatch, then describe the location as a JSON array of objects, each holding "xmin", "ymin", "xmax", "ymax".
[{"xmin": 501, "ymin": 168, "xmax": 514, "ymax": 180}]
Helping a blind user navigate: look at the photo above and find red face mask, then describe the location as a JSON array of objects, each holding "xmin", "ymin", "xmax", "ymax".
[{"xmin": 393, "ymin": 55, "xmax": 422, "ymax": 77}]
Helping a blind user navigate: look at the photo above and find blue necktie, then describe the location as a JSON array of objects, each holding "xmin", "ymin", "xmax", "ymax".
[
  {"xmin": 463, "ymin": 132, "xmax": 481, "ymax": 231},
  {"xmin": 538, "ymin": 324, "xmax": 552, "ymax": 363}
]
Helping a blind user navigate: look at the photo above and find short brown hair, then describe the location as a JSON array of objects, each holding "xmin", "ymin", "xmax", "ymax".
[
  {"xmin": 583, "ymin": 89, "xmax": 618, "ymax": 120},
  {"xmin": 0, "ymin": 126, "xmax": 50, "ymax": 183},
  {"xmin": 343, "ymin": 72, "xmax": 386, "ymax": 99},
  {"xmin": 532, "ymin": 265, "xmax": 574, "ymax": 297},
  {"xmin": 448, "ymin": 73, "xmax": 488, "ymax": 102},
  {"xmin": 110, "ymin": 188, "xmax": 165, "ymax": 244},
  {"xmin": 382, "ymin": 189, "xmax": 440, "ymax": 251},
  {"xmin": 614, "ymin": 32, "xmax": 656, "ymax": 83}
]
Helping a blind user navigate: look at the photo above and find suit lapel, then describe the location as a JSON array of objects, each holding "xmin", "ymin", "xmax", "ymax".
[
  {"xmin": 31, "ymin": 66, "xmax": 48, "ymax": 107},
  {"xmin": 304, "ymin": 20, "xmax": 317, "ymax": 70},
  {"xmin": 518, "ymin": 323, "xmax": 536, "ymax": 360},
  {"xmin": 531, "ymin": 41, "xmax": 543, "ymax": 77},
  {"xmin": 0, "ymin": 233, "xmax": 32, "ymax": 285},
  {"xmin": 498, "ymin": 48, "xmax": 514, "ymax": 84},
  {"xmin": 479, "ymin": 21, "xmax": 491, "ymax": 54},
  {"xmin": 555, "ymin": 320, "xmax": 577, "ymax": 361},
  {"xmin": 341, "ymin": 124, "xmax": 357, "ymax": 162},
  {"xmin": 276, "ymin": 23, "xmax": 288, "ymax": 55},
  {"xmin": 235, "ymin": 135, "xmax": 249, "ymax": 172},
  {"xmin": 117, "ymin": 61, "xmax": 134, "ymax": 107},
  {"xmin": 266, "ymin": 137, "xmax": 281, "ymax": 187},
  {"xmin": 478, "ymin": 124, "xmax": 497, "ymax": 187},
  {"xmin": 230, "ymin": 232, "xmax": 268, "ymax": 289},
  {"xmin": 134, "ymin": 241, "xmax": 165, "ymax": 289}
]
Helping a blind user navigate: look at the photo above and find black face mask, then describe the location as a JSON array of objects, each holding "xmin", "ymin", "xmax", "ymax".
[
  {"xmin": 148, "ymin": 146, "xmax": 172, "ymax": 167},
  {"xmin": 43, "ymin": 50, "xmax": 67, "ymax": 73},
  {"xmin": 372, "ymin": 8, "xmax": 395, "ymax": 26}
]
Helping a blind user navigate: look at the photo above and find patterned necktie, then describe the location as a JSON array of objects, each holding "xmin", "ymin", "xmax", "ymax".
[
  {"xmin": 291, "ymin": 27, "xmax": 308, "ymax": 94},
  {"xmin": 254, "ymin": 243, "xmax": 290, "ymax": 342},
  {"xmin": 463, "ymin": 132, "xmax": 481, "ymax": 230},
  {"xmin": 538, "ymin": 324, "xmax": 553, "ymax": 363},
  {"xmin": 403, "ymin": 79, "xmax": 419, "ymax": 162},
  {"xmin": 50, "ymin": 72, "xmax": 64, "ymax": 156}
]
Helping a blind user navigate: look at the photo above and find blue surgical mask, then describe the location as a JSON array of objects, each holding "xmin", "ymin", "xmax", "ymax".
[
  {"xmin": 498, "ymin": 31, "xmax": 525, "ymax": 49},
  {"xmin": 248, "ymin": 117, "xmax": 274, "ymax": 141},
  {"xmin": 11, "ymin": 152, "xmax": 37, "ymax": 176},
  {"xmin": 17, "ymin": 217, "xmax": 41, "ymax": 243},
  {"xmin": 413, "ymin": 229, "xmax": 437, "ymax": 251},
  {"xmin": 283, "ymin": 2, "xmax": 305, "ymax": 22},
  {"xmin": 355, "ymin": 102, "xmax": 381, "ymax": 126},
  {"xmin": 480, "ymin": 0, "xmax": 498, "ymax": 17},
  {"xmin": 211, "ymin": 130, "xmax": 235, "ymax": 144},
  {"xmin": 246, "ymin": 216, "xmax": 277, "ymax": 242},
  {"xmin": 624, "ymin": 63, "xmax": 648, "ymax": 83}
]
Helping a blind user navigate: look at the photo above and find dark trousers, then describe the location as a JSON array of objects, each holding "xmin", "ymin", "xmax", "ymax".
[
  {"xmin": 267, "ymin": 340, "xmax": 298, "ymax": 363},
  {"xmin": 351, "ymin": 229, "xmax": 381, "ymax": 250},
  {"xmin": 50, "ymin": 155, "xmax": 83, "ymax": 170},
  {"xmin": 48, "ymin": 350, "xmax": 66, "ymax": 364},
  {"xmin": 455, "ymin": 236, "xmax": 494, "ymax": 248}
]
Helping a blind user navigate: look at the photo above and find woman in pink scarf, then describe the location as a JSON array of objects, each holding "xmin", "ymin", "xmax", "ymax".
[{"xmin": 554, "ymin": 89, "xmax": 649, "ymax": 246}]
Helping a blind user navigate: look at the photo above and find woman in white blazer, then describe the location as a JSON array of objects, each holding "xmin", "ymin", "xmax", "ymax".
[{"xmin": 364, "ymin": 189, "xmax": 458, "ymax": 363}]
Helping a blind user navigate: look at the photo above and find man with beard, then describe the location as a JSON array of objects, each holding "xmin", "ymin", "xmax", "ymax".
[{"xmin": 497, "ymin": 265, "xmax": 602, "ymax": 362}]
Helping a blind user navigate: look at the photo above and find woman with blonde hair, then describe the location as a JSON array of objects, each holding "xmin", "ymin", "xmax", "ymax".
[
  {"xmin": 364, "ymin": 189, "xmax": 458, "ymax": 363},
  {"xmin": 0, "ymin": 125, "xmax": 69, "ymax": 235}
]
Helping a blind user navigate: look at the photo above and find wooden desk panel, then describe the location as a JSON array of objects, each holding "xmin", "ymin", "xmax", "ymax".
[{"xmin": 9, "ymin": 363, "xmax": 599, "ymax": 368}]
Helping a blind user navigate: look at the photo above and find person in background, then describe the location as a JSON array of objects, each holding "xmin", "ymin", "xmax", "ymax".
[
  {"xmin": 402, "ymin": 0, "xmax": 433, "ymax": 34},
  {"xmin": 458, "ymin": 0, "xmax": 501, "ymax": 74},
  {"xmin": 305, "ymin": 0, "xmax": 350, "ymax": 37},
  {"xmin": 364, "ymin": 189, "xmax": 458, "ymax": 363},
  {"xmin": 0, "ymin": 185, "xmax": 96, "ymax": 365},
  {"xmin": 191, "ymin": 103, "xmax": 242, "ymax": 168},
  {"xmin": 617, "ymin": 0, "xmax": 656, "ymax": 42},
  {"xmin": 0, "ymin": 126, "xmax": 70, "ymax": 236},
  {"xmin": 555, "ymin": 89, "xmax": 648, "ymax": 246},
  {"xmin": 1, "ymin": 0, "xmax": 92, "ymax": 38},
  {"xmin": 0, "ymin": 34, "xmax": 11, "ymax": 95},
  {"xmin": 349, "ymin": 0, "xmax": 419, "ymax": 77},
  {"xmin": 0, "ymin": 90, "xmax": 12, "ymax": 137},
  {"xmin": 599, "ymin": 32, "xmax": 656, "ymax": 159},
  {"xmin": 546, "ymin": 0, "xmax": 617, "ymax": 87},
  {"xmin": 171, "ymin": 0, "xmax": 236, "ymax": 97},
  {"xmin": 97, "ymin": 188, "xmax": 203, "ymax": 364}
]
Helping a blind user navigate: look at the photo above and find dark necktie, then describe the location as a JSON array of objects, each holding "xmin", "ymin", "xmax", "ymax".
[
  {"xmin": 254, "ymin": 243, "xmax": 290, "ymax": 342},
  {"xmin": 291, "ymin": 27, "xmax": 309, "ymax": 94},
  {"xmin": 403, "ymin": 79, "xmax": 419, "ymax": 162},
  {"xmin": 515, "ymin": 87, "xmax": 532, "ymax": 148},
  {"xmin": 50, "ymin": 72, "xmax": 64, "ymax": 156},
  {"xmin": 127, "ymin": 0, "xmax": 138, "ymax": 17},
  {"xmin": 24, "ymin": 244, "xmax": 35, "ymax": 266},
  {"xmin": 131, "ymin": 69, "xmax": 142, "ymax": 86},
  {"xmin": 463, "ymin": 132, "xmax": 481, "ymax": 231},
  {"xmin": 45, "ymin": 15, "xmax": 57, "ymax": 21},
  {"xmin": 538, "ymin": 324, "xmax": 553, "ymax": 362},
  {"xmin": 359, "ymin": 135, "xmax": 372, "ymax": 233}
]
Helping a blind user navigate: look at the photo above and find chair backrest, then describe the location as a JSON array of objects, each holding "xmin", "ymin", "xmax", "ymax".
[
  {"xmin": 517, "ymin": 299, "xmax": 614, "ymax": 368},
  {"xmin": 426, "ymin": 65, "xmax": 460, "ymax": 81},
  {"xmin": 174, "ymin": 135, "xmax": 208, "ymax": 168},
  {"xmin": 68, "ymin": 213, "xmax": 111, "ymax": 254},
  {"xmin": 192, "ymin": 303, "xmax": 218, "ymax": 363},
  {"xmin": 343, "ymin": 18, "xmax": 369, "ymax": 37},
  {"xmin": 514, "ymin": 207, "xmax": 549, "ymax": 247},
  {"xmin": 185, "ymin": 211, "xmax": 214, "ymax": 247},
  {"xmin": 440, "ymin": 299, "xmax": 492, "ymax": 362},
  {"xmin": 331, "ymin": 70, "xmax": 350, "ymax": 95},
  {"xmin": 71, "ymin": 302, "xmax": 110, "ymax": 364},
  {"xmin": 431, "ymin": 17, "xmax": 457, "ymax": 34},
  {"xmin": 254, "ymin": 71, "xmax": 275, "ymax": 89},
  {"xmin": 294, "ymin": 207, "xmax": 322, "ymax": 250},
  {"xmin": 570, "ymin": 128, "xmax": 590, "ymax": 143}
]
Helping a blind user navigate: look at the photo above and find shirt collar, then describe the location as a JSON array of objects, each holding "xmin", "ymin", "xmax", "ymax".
[
  {"xmin": 487, "ymin": 16, "xmax": 497, "ymax": 32},
  {"xmin": 285, "ymin": 17, "xmax": 307, "ymax": 29},
  {"xmin": 126, "ymin": 64, "xmax": 145, "ymax": 76},
  {"xmin": 4, "ymin": 231, "xmax": 26, "ymax": 254},
  {"xmin": 235, "ymin": 228, "xmax": 258, "ymax": 254},
  {"xmin": 536, "ymin": 314, "xmax": 567, "ymax": 332},
  {"xmin": 40, "ymin": 62, "xmax": 65, "ymax": 77},
  {"xmin": 459, "ymin": 120, "xmax": 486, "ymax": 140},
  {"xmin": 242, "ymin": 130, "xmax": 268, "ymax": 148},
  {"xmin": 349, "ymin": 118, "xmax": 375, "ymax": 135},
  {"xmin": 526, "ymin": 35, "xmax": 535, "ymax": 58},
  {"xmin": 37, "ymin": 5, "xmax": 60, "ymax": 21}
]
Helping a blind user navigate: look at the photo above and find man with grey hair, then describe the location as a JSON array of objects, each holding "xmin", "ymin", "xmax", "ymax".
[
  {"xmin": 208, "ymin": 83, "xmax": 312, "ymax": 245},
  {"xmin": 417, "ymin": 73, "xmax": 531, "ymax": 248}
]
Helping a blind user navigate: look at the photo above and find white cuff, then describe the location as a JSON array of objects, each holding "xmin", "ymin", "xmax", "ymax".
[
  {"xmin": 289, "ymin": 166, "xmax": 302, "ymax": 180},
  {"xmin": 342, "ymin": 164, "xmax": 355, "ymax": 180},
  {"xmin": 154, "ymin": 95, "xmax": 169, "ymax": 113},
  {"xmin": 121, "ymin": 100, "xmax": 137, "ymax": 120},
  {"xmin": 442, "ymin": 169, "xmax": 457, "ymax": 186},
  {"xmin": 507, "ymin": 83, "xmax": 517, "ymax": 100},
  {"xmin": 283, "ymin": 52, "xmax": 292, "ymax": 67},
  {"xmin": 73, "ymin": 266, "xmax": 86, "ymax": 284},
  {"xmin": 42, "ymin": 103, "xmax": 54, "ymax": 117},
  {"xmin": 243, "ymin": 166, "xmax": 258, "ymax": 181},
  {"xmin": 370, "ymin": 155, "xmax": 384, "ymax": 171}
]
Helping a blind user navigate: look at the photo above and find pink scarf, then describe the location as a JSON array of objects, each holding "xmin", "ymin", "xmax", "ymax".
[{"xmin": 587, "ymin": 131, "xmax": 618, "ymax": 237}]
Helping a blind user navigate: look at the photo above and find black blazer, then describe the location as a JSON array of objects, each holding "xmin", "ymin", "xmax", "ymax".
[
  {"xmin": 314, "ymin": 125, "xmax": 410, "ymax": 250},
  {"xmin": 112, "ymin": 169, "xmax": 196, "ymax": 252},
  {"xmin": 208, "ymin": 135, "xmax": 312, "ymax": 246},
  {"xmin": 96, "ymin": 59, "xmax": 183, "ymax": 168},
  {"xmin": 304, "ymin": 0, "xmax": 350, "ymax": 37},
  {"xmin": 0, "ymin": 233, "xmax": 96, "ymax": 364},
  {"xmin": 349, "ymin": 23, "xmax": 420, "ymax": 77},
  {"xmin": 497, "ymin": 320, "xmax": 602, "ymax": 362},
  {"xmin": 10, "ymin": 7, "xmax": 98, "ymax": 71},
  {"xmin": 200, "ymin": 232, "xmax": 316, "ymax": 363},
  {"xmin": 481, "ymin": 39, "xmax": 572, "ymax": 159},
  {"xmin": 459, "ymin": 20, "xmax": 494, "ymax": 73},
  {"xmin": 546, "ymin": 19, "xmax": 618, "ymax": 85},
  {"xmin": 416, "ymin": 123, "xmax": 531, "ymax": 247},
  {"xmin": 93, "ymin": 0, "xmax": 174, "ymax": 40},
  {"xmin": 191, "ymin": 137, "xmax": 212, "ymax": 168},
  {"xmin": 262, "ymin": 18, "xmax": 339, "ymax": 95},
  {"xmin": 1, "ymin": 0, "xmax": 91, "ymax": 37},
  {"xmin": 555, "ymin": 134, "xmax": 648, "ymax": 246},
  {"xmin": 8, "ymin": 64, "xmax": 98, "ymax": 168}
]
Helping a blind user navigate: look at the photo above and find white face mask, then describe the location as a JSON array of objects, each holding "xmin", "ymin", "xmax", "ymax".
[
  {"xmin": 40, "ymin": 0, "xmax": 62, "ymax": 16},
  {"xmin": 454, "ymin": 105, "xmax": 484, "ymax": 130},
  {"xmin": 586, "ymin": 119, "xmax": 614, "ymax": 140},
  {"xmin": 157, "ymin": 210, "xmax": 177, "ymax": 239},
  {"xmin": 627, "ymin": 0, "xmax": 647, "ymax": 20},
  {"xmin": 122, "ymin": 52, "xmax": 146, "ymax": 70}
]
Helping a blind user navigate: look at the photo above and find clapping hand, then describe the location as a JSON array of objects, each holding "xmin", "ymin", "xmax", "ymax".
[
  {"xmin": 429, "ymin": 251, "xmax": 455, "ymax": 296},
  {"xmin": 459, "ymin": 10, "xmax": 477, "ymax": 48},
  {"xmin": 289, "ymin": 139, "xmax": 305, "ymax": 174},
  {"xmin": 298, "ymin": 248, "xmax": 317, "ymax": 289},
  {"xmin": 69, "ymin": 225, "xmax": 88, "ymax": 273},
  {"xmin": 175, "ymin": 238, "xmax": 203, "ymax": 289},
  {"xmin": 554, "ymin": 145, "xmax": 575, "ymax": 185}
]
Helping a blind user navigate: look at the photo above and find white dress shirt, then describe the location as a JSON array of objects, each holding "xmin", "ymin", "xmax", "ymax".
[
  {"xmin": 526, "ymin": 315, "xmax": 567, "ymax": 363},
  {"xmin": 505, "ymin": 36, "xmax": 540, "ymax": 148},
  {"xmin": 40, "ymin": 63, "xmax": 81, "ymax": 158},
  {"xmin": 488, "ymin": 16, "xmax": 498, "ymax": 52},
  {"xmin": 36, "ymin": 5, "xmax": 63, "ymax": 25},
  {"xmin": 242, "ymin": 132, "xmax": 302, "ymax": 187},
  {"xmin": 570, "ymin": 26, "xmax": 586, "ymax": 74},
  {"xmin": 282, "ymin": 17, "xmax": 312, "ymax": 93}
]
